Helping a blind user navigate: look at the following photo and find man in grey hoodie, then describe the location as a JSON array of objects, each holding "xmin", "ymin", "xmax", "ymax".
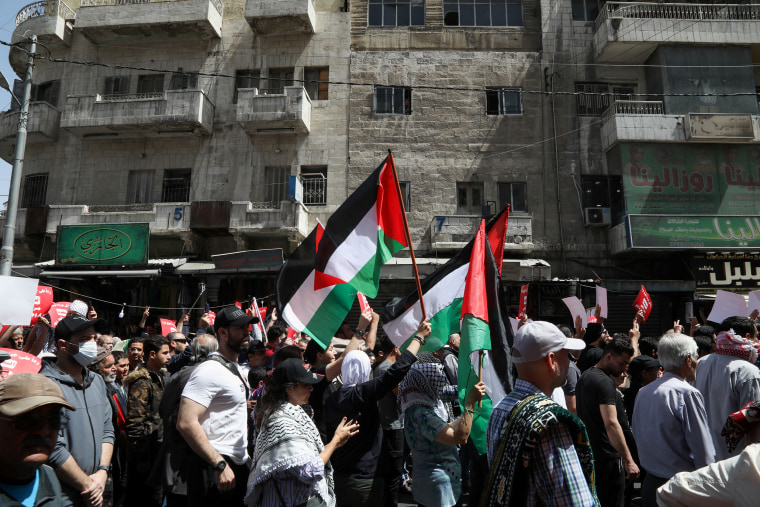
[{"xmin": 40, "ymin": 314, "xmax": 114, "ymax": 507}]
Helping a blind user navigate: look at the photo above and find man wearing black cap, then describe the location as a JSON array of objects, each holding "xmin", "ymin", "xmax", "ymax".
[
  {"xmin": 0, "ymin": 373, "xmax": 75, "ymax": 507},
  {"xmin": 177, "ymin": 306, "xmax": 258, "ymax": 507},
  {"xmin": 40, "ymin": 314, "xmax": 114, "ymax": 507}
]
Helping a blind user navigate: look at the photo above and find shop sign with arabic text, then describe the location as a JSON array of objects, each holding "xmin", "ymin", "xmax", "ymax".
[
  {"xmin": 628, "ymin": 215, "xmax": 760, "ymax": 250},
  {"xmin": 691, "ymin": 253, "xmax": 760, "ymax": 291},
  {"xmin": 57, "ymin": 224, "xmax": 149, "ymax": 265}
]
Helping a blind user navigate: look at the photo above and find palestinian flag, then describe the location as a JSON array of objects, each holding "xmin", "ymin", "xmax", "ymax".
[
  {"xmin": 315, "ymin": 155, "xmax": 408, "ymax": 297},
  {"xmin": 382, "ymin": 206, "xmax": 510, "ymax": 351},
  {"xmin": 276, "ymin": 223, "xmax": 357, "ymax": 348},
  {"xmin": 458, "ymin": 219, "xmax": 514, "ymax": 456}
]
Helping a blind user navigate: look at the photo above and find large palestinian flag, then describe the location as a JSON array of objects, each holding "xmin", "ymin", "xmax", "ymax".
[
  {"xmin": 276, "ymin": 223, "xmax": 357, "ymax": 348},
  {"xmin": 277, "ymin": 155, "xmax": 408, "ymax": 347},
  {"xmin": 382, "ymin": 206, "xmax": 510, "ymax": 350},
  {"xmin": 458, "ymin": 219, "xmax": 514, "ymax": 456}
]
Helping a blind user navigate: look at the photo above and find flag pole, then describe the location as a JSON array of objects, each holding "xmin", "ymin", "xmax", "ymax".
[
  {"xmin": 388, "ymin": 150, "xmax": 426, "ymax": 320},
  {"xmin": 478, "ymin": 350, "xmax": 484, "ymax": 408}
]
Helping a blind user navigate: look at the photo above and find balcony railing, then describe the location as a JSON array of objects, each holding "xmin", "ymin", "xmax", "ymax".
[
  {"xmin": 80, "ymin": 0, "xmax": 222, "ymax": 15},
  {"xmin": 99, "ymin": 92, "xmax": 166, "ymax": 102},
  {"xmin": 16, "ymin": 0, "xmax": 76, "ymax": 27},
  {"xmin": 301, "ymin": 175, "xmax": 326, "ymax": 205},
  {"xmin": 596, "ymin": 2, "xmax": 760, "ymax": 30},
  {"xmin": 603, "ymin": 99, "xmax": 665, "ymax": 119}
]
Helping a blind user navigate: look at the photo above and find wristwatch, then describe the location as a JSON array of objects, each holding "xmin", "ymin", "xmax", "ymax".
[
  {"xmin": 214, "ymin": 459, "xmax": 227, "ymax": 472},
  {"xmin": 414, "ymin": 335, "xmax": 426, "ymax": 346},
  {"xmin": 354, "ymin": 329, "xmax": 367, "ymax": 338},
  {"xmin": 97, "ymin": 465, "xmax": 111, "ymax": 474}
]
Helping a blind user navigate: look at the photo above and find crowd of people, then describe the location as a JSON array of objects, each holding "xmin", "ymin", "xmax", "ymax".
[{"xmin": 1, "ymin": 295, "xmax": 760, "ymax": 507}]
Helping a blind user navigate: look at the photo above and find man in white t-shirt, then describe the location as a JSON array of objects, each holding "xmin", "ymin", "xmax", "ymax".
[{"xmin": 177, "ymin": 306, "xmax": 258, "ymax": 507}]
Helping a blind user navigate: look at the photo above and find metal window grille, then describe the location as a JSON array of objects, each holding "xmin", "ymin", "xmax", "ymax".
[
  {"xmin": 127, "ymin": 170, "xmax": 154, "ymax": 204},
  {"xmin": 264, "ymin": 167, "xmax": 290, "ymax": 206},
  {"xmin": 368, "ymin": 0, "xmax": 425, "ymax": 26},
  {"xmin": 300, "ymin": 167, "xmax": 327, "ymax": 205},
  {"xmin": 162, "ymin": 170, "xmax": 191, "ymax": 202},
  {"xmin": 21, "ymin": 174, "xmax": 48, "ymax": 208},
  {"xmin": 374, "ymin": 86, "xmax": 412, "ymax": 115},
  {"xmin": 576, "ymin": 82, "xmax": 611, "ymax": 116}
]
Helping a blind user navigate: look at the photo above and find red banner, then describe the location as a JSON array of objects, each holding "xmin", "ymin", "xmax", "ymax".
[
  {"xmin": 518, "ymin": 284, "xmax": 529, "ymax": 319},
  {"xmin": 235, "ymin": 301, "xmax": 242, "ymax": 309},
  {"xmin": 358, "ymin": 292, "xmax": 371, "ymax": 313},
  {"xmin": 208, "ymin": 311, "xmax": 216, "ymax": 326},
  {"xmin": 0, "ymin": 348, "xmax": 42, "ymax": 376},
  {"xmin": 31, "ymin": 285, "xmax": 54, "ymax": 326},
  {"xmin": 633, "ymin": 286, "xmax": 653, "ymax": 322},
  {"xmin": 48, "ymin": 302, "xmax": 71, "ymax": 328},
  {"xmin": 160, "ymin": 318, "xmax": 177, "ymax": 336}
]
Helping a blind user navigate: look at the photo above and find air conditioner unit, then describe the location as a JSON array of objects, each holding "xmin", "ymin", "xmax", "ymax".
[{"xmin": 584, "ymin": 207, "xmax": 611, "ymax": 227}]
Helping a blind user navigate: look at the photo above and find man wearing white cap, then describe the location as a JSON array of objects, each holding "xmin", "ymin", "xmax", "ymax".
[{"xmin": 482, "ymin": 321, "xmax": 596, "ymax": 507}]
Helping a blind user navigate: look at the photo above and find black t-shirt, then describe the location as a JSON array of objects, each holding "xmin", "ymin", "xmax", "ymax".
[
  {"xmin": 577, "ymin": 345, "xmax": 603, "ymax": 373},
  {"xmin": 307, "ymin": 364, "xmax": 331, "ymax": 442},
  {"xmin": 576, "ymin": 366, "xmax": 619, "ymax": 459}
]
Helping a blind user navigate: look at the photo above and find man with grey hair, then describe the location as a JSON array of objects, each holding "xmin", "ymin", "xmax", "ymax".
[{"xmin": 632, "ymin": 333, "xmax": 715, "ymax": 507}]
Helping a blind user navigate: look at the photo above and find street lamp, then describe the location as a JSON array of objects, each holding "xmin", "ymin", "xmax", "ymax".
[{"xmin": 0, "ymin": 36, "xmax": 37, "ymax": 277}]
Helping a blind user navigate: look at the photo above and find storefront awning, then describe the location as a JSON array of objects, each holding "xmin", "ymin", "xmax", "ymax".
[{"xmin": 35, "ymin": 258, "xmax": 186, "ymax": 278}]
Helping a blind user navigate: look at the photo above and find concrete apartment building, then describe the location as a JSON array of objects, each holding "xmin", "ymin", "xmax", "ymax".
[{"xmin": 2, "ymin": 0, "xmax": 760, "ymax": 331}]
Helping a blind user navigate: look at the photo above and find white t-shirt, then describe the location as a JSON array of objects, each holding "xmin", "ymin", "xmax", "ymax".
[{"xmin": 182, "ymin": 355, "xmax": 249, "ymax": 465}]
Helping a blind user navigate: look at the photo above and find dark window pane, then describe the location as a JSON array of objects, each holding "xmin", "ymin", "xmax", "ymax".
[
  {"xmin": 458, "ymin": 187, "xmax": 467, "ymax": 207},
  {"xmin": 397, "ymin": 4, "xmax": 410, "ymax": 25},
  {"xmin": 475, "ymin": 4, "xmax": 490, "ymax": 25},
  {"xmin": 472, "ymin": 188, "xmax": 482, "ymax": 207},
  {"xmin": 384, "ymin": 4, "xmax": 396, "ymax": 25},
  {"xmin": 571, "ymin": 0, "xmax": 585, "ymax": 20},
  {"xmin": 586, "ymin": 0, "xmax": 599, "ymax": 21},
  {"xmin": 486, "ymin": 90, "xmax": 499, "ymax": 115},
  {"xmin": 491, "ymin": 4, "xmax": 507, "ymax": 25},
  {"xmin": 503, "ymin": 90, "xmax": 521, "ymax": 114},
  {"xmin": 443, "ymin": 4, "xmax": 459, "ymax": 25},
  {"xmin": 369, "ymin": 4, "xmax": 383, "ymax": 24},
  {"xmin": 411, "ymin": 4, "xmax": 425, "ymax": 24},
  {"xmin": 512, "ymin": 183, "xmax": 527, "ymax": 212},
  {"xmin": 460, "ymin": 4, "xmax": 474, "ymax": 25},
  {"xmin": 507, "ymin": 4, "xmax": 522, "ymax": 25}
]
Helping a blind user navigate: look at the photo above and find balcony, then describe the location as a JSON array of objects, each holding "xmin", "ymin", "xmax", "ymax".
[
  {"xmin": 61, "ymin": 89, "xmax": 214, "ymax": 138},
  {"xmin": 75, "ymin": 0, "xmax": 223, "ymax": 44},
  {"xmin": 10, "ymin": 1, "xmax": 75, "ymax": 76},
  {"xmin": 430, "ymin": 214, "xmax": 534, "ymax": 254},
  {"xmin": 237, "ymin": 87, "xmax": 311, "ymax": 135},
  {"xmin": 594, "ymin": 2, "xmax": 760, "ymax": 63},
  {"xmin": 229, "ymin": 201, "xmax": 310, "ymax": 240},
  {"xmin": 245, "ymin": 0, "xmax": 315, "ymax": 35},
  {"xmin": 0, "ymin": 102, "xmax": 61, "ymax": 163},
  {"xmin": 600, "ymin": 99, "xmax": 760, "ymax": 150}
]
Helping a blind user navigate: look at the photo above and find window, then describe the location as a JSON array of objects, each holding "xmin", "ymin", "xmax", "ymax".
[
  {"xmin": 374, "ymin": 86, "xmax": 412, "ymax": 115},
  {"xmin": 136, "ymin": 74, "xmax": 164, "ymax": 94},
  {"xmin": 103, "ymin": 76, "xmax": 129, "ymax": 96},
  {"xmin": 571, "ymin": 0, "xmax": 602, "ymax": 21},
  {"xmin": 575, "ymin": 82, "xmax": 636, "ymax": 116},
  {"xmin": 486, "ymin": 87, "xmax": 522, "ymax": 115},
  {"xmin": 169, "ymin": 68, "xmax": 198, "ymax": 90},
  {"xmin": 581, "ymin": 176, "xmax": 623, "ymax": 211},
  {"xmin": 127, "ymin": 170, "xmax": 154, "ymax": 204},
  {"xmin": 263, "ymin": 69, "xmax": 294, "ymax": 95},
  {"xmin": 264, "ymin": 166, "xmax": 290, "ymax": 206},
  {"xmin": 498, "ymin": 182, "xmax": 527, "ymax": 213},
  {"xmin": 162, "ymin": 169, "xmax": 191, "ymax": 202},
  {"xmin": 235, "ymin": 70, "xmax": 260, "ymax": 103},
  {"xmin": 444, "ymin": 0, "xmax": 522, "ymax": 26},
  {"xmin": 300, "ymin": 166, "xmax": 327, "ymax": 205},
  {"xmin": 399, "ymin": 181, "xmax": 411, "ymax": 211},
  {"xmin": 368, "ymin": 0, "xmax": 425, "ymax": 26},
  {"xmin": 304, "ymin": 67, "xmax": 329, "ymax": 101},
  {"xmin": 456, "ymin": 182, "xmax": 484, "ymax": 214},
  {"xmin": 21, "ymin": 174, "xmax": 48, "ymax": 208}
]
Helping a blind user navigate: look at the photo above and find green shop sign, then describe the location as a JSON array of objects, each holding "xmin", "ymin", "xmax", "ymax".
[
  {"xmin": 628, "ymin": 215, "xmax": 760, "ymax": 249},
  {"xmin": 57, "ymin": 224, "xmax": 150, "ymax": 265},
  {"xmin": 619, "ymin": 143, "xmax": 760, "ymax": 216}
]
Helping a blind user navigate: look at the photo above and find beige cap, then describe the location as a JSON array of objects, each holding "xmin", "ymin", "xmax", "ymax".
[{"xmin": 0, "ymin": 373, "xmax": 75, "ymax": 416}]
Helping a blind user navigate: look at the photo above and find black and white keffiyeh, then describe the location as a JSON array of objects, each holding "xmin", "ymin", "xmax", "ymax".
[{"xmin": 397, "ymin": 362, "xmax": 451, "ymax": 418}]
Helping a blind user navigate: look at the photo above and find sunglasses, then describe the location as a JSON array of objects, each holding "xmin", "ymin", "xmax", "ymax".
[
  {"xmin": 0, "ymin": 411, "xmax": 62, "ymax": 432},
  {"xmin": 173, "ymin": 339, "xmax": 188, "ymax": 343}
]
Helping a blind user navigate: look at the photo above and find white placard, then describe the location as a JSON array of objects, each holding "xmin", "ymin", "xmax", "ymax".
[
  {"xmin": 748, "ymin": 290, "xmax": 760, "ymax": 317},
  {"xmin": 596, "ymin": 286, "xmax": 608, "ymax": 319},
  {"xmin": 562, "ymin": 296, "xmax": 588, "ymax": 328},
  {"xmin": 707, "ymin": 290, "xmax": 748, "ymax": 324},
  {"xmin": 0, "ymin": 276, "xmax": 39, "ymax": 325}
]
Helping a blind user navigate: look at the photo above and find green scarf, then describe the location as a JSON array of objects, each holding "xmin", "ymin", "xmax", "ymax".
[{"xmin": 481, "ymin": 394, "xmax": 596, "ymax": 507}]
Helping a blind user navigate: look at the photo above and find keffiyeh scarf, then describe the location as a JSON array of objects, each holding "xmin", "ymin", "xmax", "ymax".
[
  {"xmin": 715, "ymin": 329, "xmax": 760, "ymax": 363},
  {"xmin": 245, "ymin": 403, "xmax": 334, "ymax": 507},
  {"xmin": 397, "ymin": 362, "xmax": 450, "ymax": 418},
  {"xmin": 722, "ymin": 400, "xmax": 760, "ymax": 453}
]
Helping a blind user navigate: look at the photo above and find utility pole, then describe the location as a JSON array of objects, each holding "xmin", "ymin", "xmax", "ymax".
[{"xmin": 0, "ymin": 36, "xmax": 37, "ymax": 276}]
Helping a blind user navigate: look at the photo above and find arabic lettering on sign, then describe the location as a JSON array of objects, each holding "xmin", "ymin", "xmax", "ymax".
[
  {"xmin": 708, "ymin": 261, "xmax": 760, "ymax": 287},
  {"xmin": 629, "ymin": 165, "xmax": 715, "ymax": 194},
  {"xmin": 73, "ymin": 229, "xmax": 132, "ymax": 261},
  {"xmin": 714, "ymin": 217, "xmax": 760, "ymax": 242}
]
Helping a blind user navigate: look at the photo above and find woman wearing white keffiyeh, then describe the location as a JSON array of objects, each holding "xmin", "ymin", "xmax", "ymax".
[
  {"xmin": 398, "ymin": 362, "xmax": 485, "ymax": 507},
  {"xmin": 245, "ymin": 358, "xmax": 359, "ymax": 507}
]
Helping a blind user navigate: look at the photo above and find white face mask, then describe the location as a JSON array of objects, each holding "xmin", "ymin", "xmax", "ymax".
[{"xmin": 69, "ymin": 341, "xmax": 98, "ymax": 367}]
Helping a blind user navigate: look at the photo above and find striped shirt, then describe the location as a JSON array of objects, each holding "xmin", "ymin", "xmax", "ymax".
[
  {"xmin": 258, "ymin": 456, "xmax": 326, "ymax": 507},
  {"xmin": 486, "ymin": 379, "xmax": 597, "ymax": 507}
]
